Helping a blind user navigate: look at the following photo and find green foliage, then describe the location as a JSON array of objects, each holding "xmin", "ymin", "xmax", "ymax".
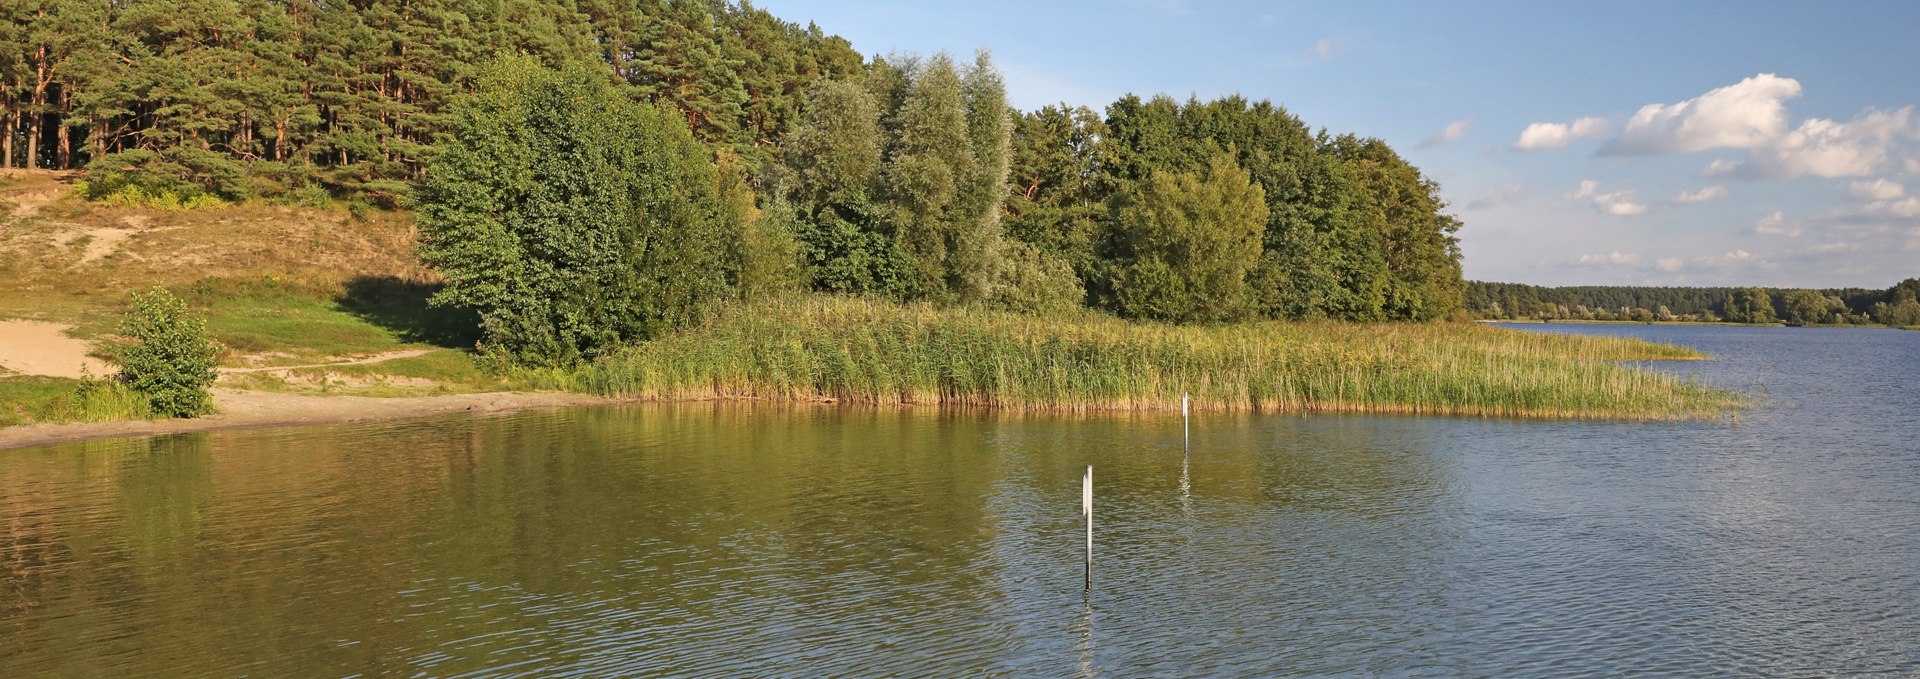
[
  {"xmin": 80, "ymin": 148, "xmax": 247, "ymax": 205},
  {"xmin": 781, "ymin": 79, "xmax": 883, "ymax": 208},
  {"xmin": 715, "ymin": 152, "xmax": 803, "ymax": 298},
  {"xmin": 1327, "ymin": 135, "xmax": 1464, "ymax": 320},
  {"xmin": 1005, "ymin": 104, "xmax": 1109, "ymax": 285},
  {"xmin": 1782, "ymin": 289, "xmax": 1844, "ymax": 326},
  {"xmin": 11, "ymin": 0, "xmax": 857, "ymax": 198},
  {"xmin": 779, "ymin": 50, "xmax": 1012, "ymax": 306},
  {"xmin": 1721, "ymin": 288, "xmax": 1778, "ymax": 324},
  {"xmin": 1105, "ymin": 154, "xmax": 1268, "ymax": 323},
  {"xmin": 115, "ymin": 286, "xmax": 223, "ymax": 418},
  {"xmin": 880, "ymin": 52, "xmax": 1010, "ymax": 303},
  {"xmin": 793, "ymin": 191, "xmax": 920, "ymax": 298},
  {"xmin": 414, "ymin": 58, "xmax": 729, "ymax": 365},
  {"xmin": 1876, "ymin": 299, "xmax": 1920, "ymax": 327},
  {"xmin": 990, "ymin": 240, "xmax": 1085, "ymax": 316}
]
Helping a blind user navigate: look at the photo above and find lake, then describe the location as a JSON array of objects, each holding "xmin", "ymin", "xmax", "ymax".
[{"xmin": 2, "ymin": 324, "xmax": 1917, "ymax": 676}]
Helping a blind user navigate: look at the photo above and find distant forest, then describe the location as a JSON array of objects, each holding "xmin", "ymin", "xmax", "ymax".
[
  {"xmin": 1465, "ymin": 279, "xmax": 1920, "ymax": 327},
  {"xmin": 1, "ymin": 0, "xmax": 1466, "ymax": 339}
]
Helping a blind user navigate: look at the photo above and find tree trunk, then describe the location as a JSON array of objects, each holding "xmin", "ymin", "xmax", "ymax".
[
  {"xmin": 24, "ymin": 111, "xmax": 36, "ymax": 170},
  {"xmin": 57, "ymin": 89, "xmax": 71, "ymax": 169},
  {"xmin": 2, "ymin": 106, "xmax": 11, "ymax": 169}
]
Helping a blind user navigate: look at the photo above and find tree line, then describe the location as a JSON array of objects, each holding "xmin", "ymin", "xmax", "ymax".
[
  {"xmin": 7, "ymin": 1, "xmax": 1468, "ymax": 363},
  {"xmin": 1465, "ymin": 279, "xmax": 1920, "ymax": 327},
  {"xmin": 1, "ymin": 0, "xmax": 862, "ymax": 201}
]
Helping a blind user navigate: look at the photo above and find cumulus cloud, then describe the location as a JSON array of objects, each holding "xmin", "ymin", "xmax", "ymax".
[
  {"xmin": 1569, "ymin": 179, "xmax": 1646, "ymax": 216},
  {"xmin": 1513, "ymin": 117, "xmax": 1610, "ymax": 151},
  {"xmin": 1754, "ymin": 211, "xmax": 1802, "ymax": 237},
  {"xmin": 1604, "ymin": 74, "xmax": 1802, "ymax": 155},
  {"xmin": 1420, "ymin": 118, "xmax": 1472, "ymax": 148},
  {"xmin": 1577, "ymin": 251, "xmax": 1640, "ymax": 266},
  {"xmin": 1670, "ymin": 186, "xmax": 1728, "ymax": 204},
  {"xmin": 1848, "ymin": 179, "xmax": 1906, "ymax": 201},
  {"xmin": 1866, "ymin": 196, "xmax": 1920, "ymax": 219},
  {"xmin": 1466, "ymin": 183, "xmax": 1524, "ymax": 210},
  {"xmin": 1656, "ymin": 258, "xmax": 1684, "ymax": 272},
  {"xmin": 1710, "ymin": 107, "xmax": 1920, "ymax": 179}
]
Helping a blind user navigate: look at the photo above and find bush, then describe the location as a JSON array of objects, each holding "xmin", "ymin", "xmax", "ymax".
[
  {"xmin": 82, "ymin": 147, "xmax": 249, "ymax": 206},
  {"xmin": 115, "ymin": 287, "xmax": 223, "ymax": 418},
  {"xmin": 415, "ymin": 57, "xmax": 732, "ymax": 366},
  {"xmin": 991, "ymin": 240, "xmax": 1084, "ymax": 316}
]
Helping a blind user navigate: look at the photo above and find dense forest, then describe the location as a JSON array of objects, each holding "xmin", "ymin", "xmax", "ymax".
[
  {"xmin": 1465, "ymin": 280, "xmax": 1920, "ymax": 327},
  {"xmin": 3, "ymin": 0, "xmax": 1466, "ymax": 361}
]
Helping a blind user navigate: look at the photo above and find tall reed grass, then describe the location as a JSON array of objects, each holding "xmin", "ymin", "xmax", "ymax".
[{"xmin": 543, "ymin": 296, "xmax": 1739, "ymax": 420}]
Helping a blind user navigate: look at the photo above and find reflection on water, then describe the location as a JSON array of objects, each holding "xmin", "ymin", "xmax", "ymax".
[{"xmin": 1, "ymin": 325, "xmax": 1917, "ymax": 675}]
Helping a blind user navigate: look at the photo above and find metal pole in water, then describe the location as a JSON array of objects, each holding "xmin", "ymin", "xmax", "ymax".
[
  {"xmin": 1082, "ymin": 465, "xmax": 1093, "ymax": 591},
  {"xmin": 1182, "ymin": 392, "xmax": 1190, "ymax": 451}
]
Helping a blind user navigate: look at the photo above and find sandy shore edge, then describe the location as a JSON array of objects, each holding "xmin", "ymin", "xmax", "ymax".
[{"xmin": 0, "ymin": 388, "xmax": 612, "ymax": 451}]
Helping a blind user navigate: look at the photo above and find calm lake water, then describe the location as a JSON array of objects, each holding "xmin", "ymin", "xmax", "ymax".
[{"xmin": 3, "ymin": 325, "xmax": 1917, "ymax": 676}]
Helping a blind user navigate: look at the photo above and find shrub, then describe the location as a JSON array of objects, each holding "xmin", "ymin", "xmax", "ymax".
[
  {"xmin": 82, "ymin": 147, "xmax": 249, "ymax": 206},
  {"xmin": 115, "ymin": 287, "xmax": 223, "ymax": 418},
  {"xmin": 990, "ymin": 240, "xmax": 1084, "ymax": 316},
  {"xmin": 415, "ymin": 57, "xmax": 730, "ymax": 366}
]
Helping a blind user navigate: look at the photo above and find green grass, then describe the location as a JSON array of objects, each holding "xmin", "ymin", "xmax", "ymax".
[
  {"xmin": 0, "ymin": 376, "xmax": 151, "ymax": 428},
  {"xmin": 542, "ymin": 295, "xmax": 1741, "ymax": 420}
]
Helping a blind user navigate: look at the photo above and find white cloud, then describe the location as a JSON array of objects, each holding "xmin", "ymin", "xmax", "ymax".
[
  {"xmin": 1567, "ymin": 179, "xmax": 1646, "ymax": 216},
  {"xmin": 1466, "ymin": 183, "xmax": 1525, "ymax": 210},
  {"xmin": 1754, "ymin": 211, "xmax": 1802, "ymax": 237},
  {"xmin": 1596, "ymin": 192, "xmax": 1648, "ymax": 216},
  {"xmin": 1307, "ymin": 36, "xmax": 1338, "ymax": 60},
  {"xmin": 1726, "ymin": 249, "xmax": 1753, "ymax": 261},
  {"xmin": 1711, "ymin": 107, "xmax": 1920, "ymax": 179},
  {"xmin": 1867, "ymin": 196, "xmax": 1920, "ymax": 219},
  {"xmin": 1605, "ymin": 74, "xmax": 1802, "ymax": 155},
  {"xmin": 1670, "ymin": 186, "xmax": 1728, "ymax": 204},
  {"xmin": 1578, "ymin": 251, "xmax": 1641, "ymax": 266},
  {"xmin": 1848, "ymin": 179, "xmax": 1906, "ymax": 201},
  {"xmin": 1656, "ymin": 257, "xmax": 1684, "ymax": 272},
  {"xmin": 1513, "ymin": 117, "xmax": 1609, "ymax": 151},
  {"xmin": 1420, "ymin": 118, "xmax": 1472, "ymax": 148}
]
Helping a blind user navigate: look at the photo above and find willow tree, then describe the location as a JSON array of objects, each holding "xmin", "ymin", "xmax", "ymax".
[
  {"xmin": 879, "ymin": 51, "xmax": 1011, "ymax": 304},
  {"xmin": 415, "ymin": 58, "xmax": 728, "ymax": 365}
]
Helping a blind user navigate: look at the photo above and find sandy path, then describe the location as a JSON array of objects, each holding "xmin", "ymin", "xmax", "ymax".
[
  {"xmin": 222, "ymin": 349, "xmax": 436, "ymax": 373},
  {"xmin": 0, "ymin": 388, "xmax": 610, "ymax": 451},
  {"xmin": 0, "ymin": 320, "xmax": 110, "ymax": 378}
]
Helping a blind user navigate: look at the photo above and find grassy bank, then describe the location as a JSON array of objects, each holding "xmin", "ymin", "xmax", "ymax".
[
  {"xmin": 541, "ymin": 296, "xmax": 1739, "ymax": 420},
  {"xmin": 0, "ymin": 375, "xmax": 151, "ymax": 428}
]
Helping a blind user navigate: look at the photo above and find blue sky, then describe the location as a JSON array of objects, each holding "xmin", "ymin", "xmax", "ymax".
[{"xmin": 757, "ymin": 0, "xmax": 1920, "ymax": 288}]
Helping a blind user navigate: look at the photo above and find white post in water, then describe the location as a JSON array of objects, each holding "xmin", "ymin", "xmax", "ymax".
[
  {"xmin": 1182, "ymin": 392, "xmax": 1190, "ymax": 448},
  {"xmin": 1082, "ymin": 465, "xmax": 1093, "ymax": 591}
]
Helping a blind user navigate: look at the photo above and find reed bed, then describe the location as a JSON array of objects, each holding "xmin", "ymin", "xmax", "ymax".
[{"xmin": 550, "ymin": 296, "xmax": 1739, "ymax": 420}]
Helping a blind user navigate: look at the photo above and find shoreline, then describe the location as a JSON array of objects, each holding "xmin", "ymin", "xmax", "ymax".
[{"xmin": 0, "ymin": 388, "xmax": 610, "ymax": 451}]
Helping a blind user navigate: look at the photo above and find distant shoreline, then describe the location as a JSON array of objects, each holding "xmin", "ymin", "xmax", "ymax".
[{"xmin": 1487, "ymin": 319, "xmax": 1914, "ymax": 329}]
